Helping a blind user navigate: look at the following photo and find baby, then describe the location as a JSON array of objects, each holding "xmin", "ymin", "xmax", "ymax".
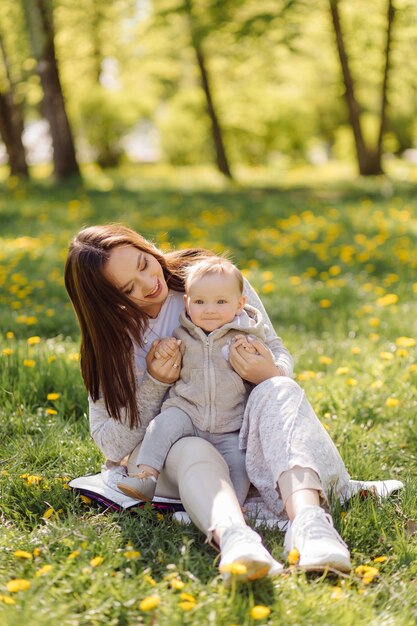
[{"xmin": 116, "ymin": 256, "xmax": 270, "ymax": 505}]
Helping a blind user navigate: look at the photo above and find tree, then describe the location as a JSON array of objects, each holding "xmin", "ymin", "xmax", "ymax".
[
  {"xmin": 22, "ymin": 0, "xmax": 80, "ymax": 179},
  {"xmin": 0, "ymin": 34, "xmax": 29, "ymax": 177},
  {"xmin": 183, "ymin": 0, "xmax": 232, "ymax": 177},
  {"xmin": 329, "ymin": 0, "xmax": 396, "ymax": 175}
]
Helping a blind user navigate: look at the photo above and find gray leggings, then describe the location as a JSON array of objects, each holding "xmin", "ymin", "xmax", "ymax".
[{"xmin": 136, "ymin": 406, "xmax": 250, "ymax": 505}]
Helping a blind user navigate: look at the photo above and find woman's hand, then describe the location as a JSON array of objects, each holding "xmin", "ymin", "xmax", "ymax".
[
  {"xmin": 228, "ymin": 335, "xmax": 284, "ymax": 385},
  {"xmin": 146, "ymin": 338, "xmax": 182, "ymax": 384}
]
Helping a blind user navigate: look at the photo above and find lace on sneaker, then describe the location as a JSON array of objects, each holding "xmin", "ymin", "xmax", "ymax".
[{"xmin": 291, "ymin": 507, "xmax": 348, "ymax": 549}]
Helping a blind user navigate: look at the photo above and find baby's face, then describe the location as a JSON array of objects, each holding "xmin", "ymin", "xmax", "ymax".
[{"xmin": 184, "ymin": 273, "xmax": 245, "ymax": 333}]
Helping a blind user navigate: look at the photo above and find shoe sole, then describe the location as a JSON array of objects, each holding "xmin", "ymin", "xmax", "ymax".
[
  {"xmin": 117, "ymin": 482, "xmax": 152, "ymax": 502},
  {"xmin": 298, "ymin": 555, "xmax": 352, "ymax": 573}
]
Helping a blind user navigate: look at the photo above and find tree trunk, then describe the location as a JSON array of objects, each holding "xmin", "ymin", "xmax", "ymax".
[
  {"xmin": 0, "ymin": 34, "xmax": 29, "ymax": 177},
  {"xmin": 0, "ymin": 90, "xmax": 29, "ymax": 177},
  {"xmin": 22, "ymin": 0, "xmax": 80, "ymax": 180},
  {"xmin": 377, "ymin": 0, "xmax": 396, "ymax": 158},
  {"xmin": 184, "ymin": 0, "xmax": 232, "ymax": 178},
  {"xmin": 329, "ymin": 0, "xmax": 383, "ymax": 175}
]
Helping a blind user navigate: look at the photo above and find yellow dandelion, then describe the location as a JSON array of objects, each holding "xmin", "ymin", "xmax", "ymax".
[
  {"xmin": 33, "ymin": 548, "xmax": 41, "ymax": 557},
  {"xmin": 347, "ymin": 378, "xmax": 358, "ymax": 386},
  {"xmin": 139, "ymin": 595, "xmax": 160, "ymax": 611},
  {"xmin": 144, "ymin": 574, "xmax": 156, "ymax": 586},
  {"xmin": 23, "ymin": 359, "xmax": 36, "ymax": 367},
  {"xmin": 47, "ymin": 393, "xmax": 60, "ymax": 401},
  {"xmin": 178, "ymin": 601, "xmax": 196, "ymax": 611},
  {"xmin": 2, "ymin": 348, "xmax": 13, "ymax": 356},
  {"xmin": 36, "ymin": 564, "xmax": 53, "ymax": 576},
  {"xmin": 6, "ymin": 579, "xmax": 31, "ymax": 593},
  {"xmin": 376, "ymin": 294, "xmax": 398, "ymax": 307},
  {"xmin": 369, "ymin": 318, "xmax": 380, "ymax": 328},
  {"xmin": 27, "ymin": 336, "xmax": 41, "ymax": 345},
  {"xmin": 385, "ymin": 397, "xmax": 400, "ymax": 408},
  {"xmin": 21, "ymin": 474, "xmax": 42, "ymax": 486},
  {"xmin": 123, "ymin": 550, "xmax": 141, "ymax": 559},
  {"xmin": 373, "ymin": 556, "xmax": 388, "ymax": 563},
  {"xmin": 396, "ymin": 349, "xmax": 408, "ymax": 358},
  {"xmin": 46, "ymin": 409, "xmax": 58, "ymax": 415},
  {"xmin": 6, "ymin": 331, "xmax": 14, "ymax": 339},
  {"xmin": 0, "ymin": 595, "xmax": 16, "ymax": 605},
  {"xmin": 43, "ymin": 507, "xmax": 55, "ymax": 519},
  {"xmin": 297, "ymin": 370, "xmax": 317, "ymax": 381},
  {"xmin": 351, "ymin": 347, "xmax": 361, "ymax": 355},
  {"xmin": 47, "ymin": 355, "xmax": 57, "ymax": 363},
  {"xmin": 251, "ymin": 605, "xmax": 271, "ymax": 620},
  {"xmin": 67, "ymin": 550, "xmax": 80, "ymax": 560},
  {"xmin": 68, "ymin": 352, "xmax": 80, "ymax": 361},
  {"xmin": 355, "ymin": 565, "xmax": 379, "ymax": 585},
  {"xmin": 336, "ymin": 367, "xmax": 349, "ymax": 375},
  {"xmin": 219, "ymin": 562, "xmax": 248, "ymax": 576},
  {"xmin": 369, "ymin": 333, "xmax": 380, "ymax": 341},
  {"xmin": 395, "ymin": 336, "xmax": 415, "ymax": 348},
  {"xmin": 179, "ymin": 593, "xmax": 196, "ymax": 603},
  {"xmin": 80, "ymin": 495, "xmax": 92, "ymax": 504},
  {"xmin": 13, "ymin": 550, "xmax": 33, "ymax": 559},
  {"xmin": 379, "ymin": 352, "xmax": 394, "ymax": 361},
  {"xmin": 261, "ymin": 271, "xmax": 274, "ymax": 281},
  {"xmin": 90, "ymin": 556, "xmax": 104, "ymax": 567},
  {"xmin": 319, "ymin": 356, "xmax": 333, "ymax": 365},
  {"xmin": 287, "ymin": 548, "xmax": 300, "ymax": 565},
  {"xmin": 170, "ymin": 578, "xmax": 185, "ymax": 590},
  {"xmin": 319, "ymin": 299, "xmax": 331, "ymax": 308},
  {"xmin": 262, "ymin": 282, "xmax": 275, "ymax": 294}
]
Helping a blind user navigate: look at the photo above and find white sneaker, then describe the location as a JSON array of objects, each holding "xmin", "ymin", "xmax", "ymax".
[
  {"xmin": 284, "ymin": 506, "xmax": 352, "ymax": 572},
  {"xmin": 219, "ymin": 524, "xmax": 283, "ymax": 584}
]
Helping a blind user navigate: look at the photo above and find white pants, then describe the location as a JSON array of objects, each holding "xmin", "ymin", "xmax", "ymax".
[{"xmin": 127, "ymin": 376, "xmax": 350, "ymax": 537}]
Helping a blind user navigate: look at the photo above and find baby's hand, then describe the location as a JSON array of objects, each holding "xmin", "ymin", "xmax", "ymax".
[
  {"xmin": 154, "ymin": 337, "xmax": 181, "ymax": 360},
  {"xmin": 232, "ymin": 334, "xmax": 260, "ymax": 354}
]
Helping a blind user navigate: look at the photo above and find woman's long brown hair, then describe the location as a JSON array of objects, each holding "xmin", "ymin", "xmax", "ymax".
[{"xmin": 64, "ymin": 224, "xmax": 211, "ymax": 428}]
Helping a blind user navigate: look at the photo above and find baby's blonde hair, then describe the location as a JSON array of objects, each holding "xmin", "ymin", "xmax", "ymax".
[{"xmin": 183, "ymin": 255, "xmax": 243, "ymax": 294}]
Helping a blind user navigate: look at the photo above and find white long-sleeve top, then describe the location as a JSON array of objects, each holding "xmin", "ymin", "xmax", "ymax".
[{"xmin": 89, "ymin": 279, "xmax": 294, "ymax": 462}]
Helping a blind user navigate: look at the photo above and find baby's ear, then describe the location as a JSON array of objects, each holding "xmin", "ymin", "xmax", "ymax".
[{"xmin": 237, "ymin": 295, "xmax": 246, "ymax": 313}]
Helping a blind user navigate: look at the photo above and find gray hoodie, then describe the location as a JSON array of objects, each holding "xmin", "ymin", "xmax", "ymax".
[{"xmin": 161, "ymin": 304, "xmax": 267, "ymax": 433}]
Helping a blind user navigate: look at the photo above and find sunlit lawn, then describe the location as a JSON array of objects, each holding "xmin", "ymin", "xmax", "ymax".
[{"xmin": 1, "ymin": 163, "xmax": 417, "ymax": 625}]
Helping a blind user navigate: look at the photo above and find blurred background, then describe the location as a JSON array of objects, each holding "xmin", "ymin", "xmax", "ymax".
[{"xmin": 1, "ymin": 0, "xmax": 416, "ymax": 182}]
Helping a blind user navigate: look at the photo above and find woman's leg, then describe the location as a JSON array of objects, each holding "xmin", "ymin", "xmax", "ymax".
[
  {"xmin": 128, "ymin": 437, "xmax": 282, "ymax": 583},
  {"xmin": 244, "ymin": 377, "xmax": 352, "ymax": 571}
]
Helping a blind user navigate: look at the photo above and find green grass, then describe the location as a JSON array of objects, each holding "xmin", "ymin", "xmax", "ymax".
[{"xmin": 1, "ymin": 163, "xmax": 417, "ymax": 625}]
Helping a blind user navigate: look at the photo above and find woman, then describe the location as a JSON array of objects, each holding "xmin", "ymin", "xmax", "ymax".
[{"xmin": 64, "ymin": 224, "xmax": 352, "ymax": 584}]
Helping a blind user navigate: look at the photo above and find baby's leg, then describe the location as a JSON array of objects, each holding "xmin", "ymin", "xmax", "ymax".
[
  {"xmin": 136, "ymin": 407, "xmax": 195, "ymax": 471},
  {"xmin": 117, "ymin": 408, "xmax": 195, "ymax": 501},
  {"xmin": 203, "ymin": 431, "xmax": 250, "ymax": 506}
]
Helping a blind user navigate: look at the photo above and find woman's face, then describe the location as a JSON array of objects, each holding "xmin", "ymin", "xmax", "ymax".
[{"xmin": 104, "ymin": 245, "xmax": 168, "ymax": 317}]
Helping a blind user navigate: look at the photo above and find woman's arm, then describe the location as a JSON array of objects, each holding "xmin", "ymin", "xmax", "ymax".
[
  {"xmin": 89, "ymin": 372, "xmax": 171, "ymax": 462},
  {"xmin": 243, "ymin": 278, "xmax": 294, "ymax": 377}
]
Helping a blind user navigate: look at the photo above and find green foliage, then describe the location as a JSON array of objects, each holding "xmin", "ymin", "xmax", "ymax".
[
  {"xmin": 0, "ymin": 165, "xmax": 417, "ymax": 624},
  {"xmin": 77, "ymin": 87, "xmax": 139, "ymax": 167},
  {"xmin": 157, "ymin": 88, "xmax": 213, "ymax": 165}
]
